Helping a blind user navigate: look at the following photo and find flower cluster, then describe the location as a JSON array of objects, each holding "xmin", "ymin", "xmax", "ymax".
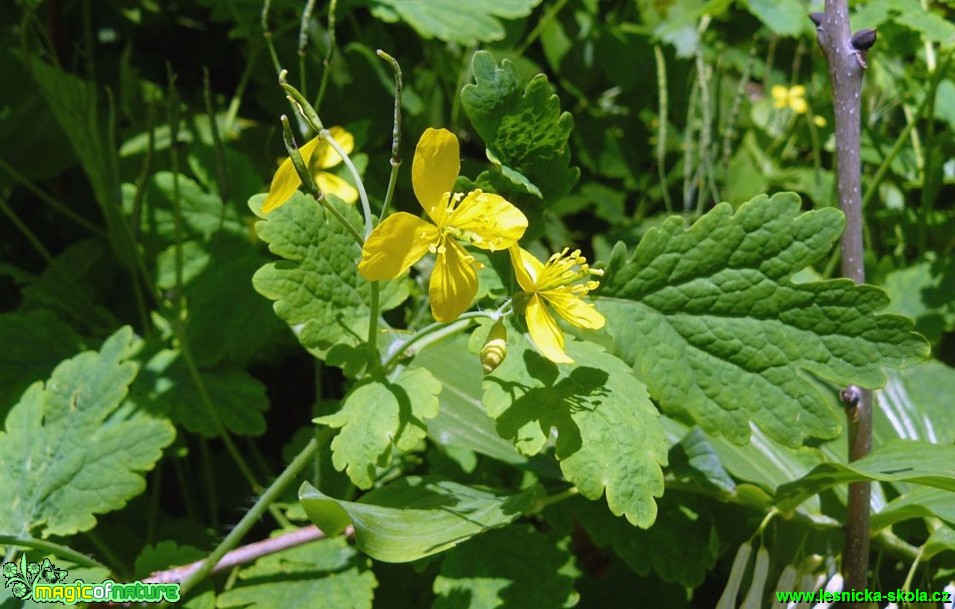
[
  {"xmin": 262, "ymin": 121, "xmax": 606, "ymax": 365},
  {"xmin": 771, "ymin": 85, "xmax": 826, "ymax": 127},
  {"xmin": 357, "ymin": 128, "xmax": 605, "ymax": 364}
]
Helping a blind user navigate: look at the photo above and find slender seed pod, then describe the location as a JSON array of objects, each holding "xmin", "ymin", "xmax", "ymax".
[{"xmin": 480, "ymin": 321, "xmax": 508, "ymax": 375}]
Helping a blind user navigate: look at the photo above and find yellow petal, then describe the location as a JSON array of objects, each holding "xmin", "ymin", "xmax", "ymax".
[
  {"xmin": 525, "ymin": 294, "xmax": 573, "ymax": 364},
  {"xmin": 790, "ymin": 85, "xmax": 806, "ymax": 98},
  {"xmin": 770, "ymin": 85, "xmax": 788, "ymax": 108},
  {"xmin": 313, "ymin": 126, "xmax": 355, "ymax": 169},
  {"xmin": 449, "ymin": 191, "xmax": 528, "ymax": 250},
  {"xmin": 261, "ymin": 136, "xmax": 322, "ymax": 213},
  {"xmin": 544, "ymin": 291, "xmax": 606, "ymax": 330},
  {"xmin": 790, "ymin": 97, "xmax": 809, "ymax": 114},
  {"xmin": 413, "ymin": 128, "xmax": 460, "ymax": 221},
  {"xmin": 508, "ymin": 246, "xmax": 543, "ymax": 293},
  {"xmin": 315, "ymin": 171, "xmax": 359, "ymax": 204},
  {"xmin": 358, "ymin": 213, "xmax": 437, "ymax": 281},
  {"xmin": 430, "ymin": 238, "xmax": 477, "ymax": 323}
]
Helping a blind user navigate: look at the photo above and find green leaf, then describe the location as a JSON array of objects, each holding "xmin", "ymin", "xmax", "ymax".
[
  {"xmin": 408, "ymin": 333, "xmax": 530, "ymax": 467},
  {"xmin": 896, "ymin": 9, "xmax": 955, "ymax": 45},
  {"xmin": 180, "ymin": 236, "xmax": 289, "ymax": 367},
  {"xmin": 776, "ymin": 439, "xmax": 955, "ymax": 511},
  {"xmin": 251, "ymin": 192, "xmax": 408, "ymax": 364},
  {"xmin": 0, "ymin": 327, "xmax": 175, "ymax": 537},
  {"xmin": 923, "ymin": 526, "xmax": 955, "ymax": 560},
  {"xmin": 216, "ymin": 537, "xmax": 377, "ymax": 609},
  {"xmin": 29, "ymin": 57, "xmax": 134, "ymax": 264},
  {"xmin": 875, "ymin": 359, "xmax": 955, "ymax": 446},
  {"xmin": 369, "ymin": 0, "xmax": 542, "ymax": 45},
  {"xmin": 134, "ymin": 541, "xmax": 204, "ymax": 580},
  {"xmin": 129, "ymin": 348, "xmax": 268, "ymax": 437},
  {"xmin": 871, "ymin": 486, "xmax": 955, "ymax": 532},
  {"xmin": 483, "ymin": 337, "xmax": 668, "ymax": 527},
  {"xmin": 560, "ymin": 493, "xmax": 719, "ymax": 587},
  {"xmin": 882, "ymin": 256, "xmax": 955, "ymax": 343},
  {"xmin": 299, "ymin": 477, "xmax": 541, "ymax": 563},
  {"xmin": 598, "ymin": 192, "xmax": 929, "ymax": 446},
  {"xmin": 127, "ymin": 172, "xmax": 245, "ymax": 253},
  {"xmin": 0, "ymin": 311, "xmax": 83, "ymax": 417},
  {"xmin": 461, "ymin": 51, "xmax": 579, "ymax": 203},
  {"xmin": 743, "ymin": 0, "xmax": 808, "ymax": 37},
  {"xmin": 433, "ymin": 524, "xmax": 579, "ymax": 609},
  {"xmin": 19, "ymin": 240, "xmax": 118, "ymax": 334},
  {"xmin": 316, "ymin": 368, "xmax": 441, "ymax": 489}
]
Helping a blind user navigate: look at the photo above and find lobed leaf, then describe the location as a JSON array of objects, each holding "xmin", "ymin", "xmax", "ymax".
[
  {"xmin": 598, "ymin": 192, "xmax": 930, "ymax": 446},
  {"xmin": 433, "ymin": 525, "xmax": 579, "ymax": 609},
  {"xmin": 369, "ymin": 0, "xmax": 542, "ymax": 45},
  {"xmin": 483, "ymin": 336, "xmax": 667, "ymax": 527},
  {"xmin": 128, "ymin": 348, "xmax": 268, "ymax": 437},
  {"xmin": 251, "ymin": 192, "xmax": 408, "ymax": 364},
  {"xmin": 299, "ymin": 477, "xmax": 541, "ymax": 563},
  {"xmin": 461, "ymin": 51, "xmax": 579, "ymax": 203},
  {"xmin": 316, "ymin": 368, "xmax": 441, "ymax": 489},
  {"xmin": 0, "ymin": 327, "xmax": 175, "ymax": 537},
  {"xmin": 0, "ymin": 311, "xmax": 83, "ymax": 418},
  {"xmin": 557, "ymin": 494, "xmax": 719, "ymax": 587}
]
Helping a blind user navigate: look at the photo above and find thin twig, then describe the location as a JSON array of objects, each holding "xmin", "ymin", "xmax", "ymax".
[
  {"xmin": 143, "ymin": 525, "xmax": 344, "ymax": 585},
  {"xmin": 811, "ymin": 5, "xmax": 876, "ymax": 603}
]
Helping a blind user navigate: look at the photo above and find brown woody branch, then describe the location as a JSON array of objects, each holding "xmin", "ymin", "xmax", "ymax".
[{"xmin": 810, "ymin": 3, "xmax": 877, "ymax": 604}]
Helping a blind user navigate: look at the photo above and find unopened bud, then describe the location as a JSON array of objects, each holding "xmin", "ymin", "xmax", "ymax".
[
  {"xmin": 850, "ymin": 28, "xmax": 877, "ymax": 51},
  {"xmin": 480, "ymin": 321, "xmax": 508, "ymax": 375}
]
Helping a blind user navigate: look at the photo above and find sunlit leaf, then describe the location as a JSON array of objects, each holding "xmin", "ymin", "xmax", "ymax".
[
  {"xmin": 299, "ymin": 477, "xmax": 541, "ymax": 563},
  {"xmin": 483, "ymin": 336, "xmax": 667, "ymax": 527},
  {"xmin": 0, "ymin": 327, "xmax": 175, "ymax": 537},
  {"xmin": 777, "ymin": 439, "xmax": 955, "ymax": 510},
  {"xmin": 369, "ymin": 0, "xmax": 542, "ymax": 45},
  {"xmin": 316, "ymin": 368, "xmax": 441, "ymax": 488},
  {"xmin": 598, "ymin": 192, "xmax": 929, "ymax": 446},
  {"xmin": 251, "ymin": 192, "xmax": 408, "ymax": 365}
]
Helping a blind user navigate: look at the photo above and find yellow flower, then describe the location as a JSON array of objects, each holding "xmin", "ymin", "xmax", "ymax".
[
  {"xmin": 509, "ymin": 246, "xmax": 605, "ymax": 364},
  {"xmin": 358, "ymin": 128, "xmax": 528, "ymax": 322},
  {"xmin": 771, "ymin": 85, "xmax": 809, "ymax": 115},
  {"xmin": 261, "ymin": 126, "xmax": 359, "ymax": 213}
]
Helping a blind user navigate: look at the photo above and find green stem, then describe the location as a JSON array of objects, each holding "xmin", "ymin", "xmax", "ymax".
[
  {"xmin": 377, "ymin": 49, "xmax": 403, "ymax": 221},
  {"xmin": 280, "ymin": 115, "xmax": 363, "ymax": 244},
  {"xmin": 515, "ymin": 0, "xmax": 571, "ymax": 56},
  {"xmin": 653, "ymin": 45, "xmax": 673, "ymax": 214},
  {"xmin": 0, "ymin": 157, "xmax": 106, "ymax": 237},
  {"xmin": 320, "ymin": 128, "xmax": 374, "ymax": 238},
  {"xmin": 367, "ymin": 281, "xmax": 381, "ymax": 370},
  {"xmin": 382, "ymin": 311, "xmax": 499, "ymax": 372},
  {"xmin": 174, "ymin": 330, "xmax": 266, "ymax": 499},
  {"xmin": 260, "ymin": 0, "xmax": 282, "ymax": 76},
  {"xmin": 83, "ymin": 530, "xmax": 130, "ymax": 580},
  {"xmin": 313, "ymin": 0, "xmax": 338, "ymax": 113},
  {"xmin": 175, "ymin": 438, "xmax": 321, "ymax": 602},
  {"xmin": 529, "ymin": 487, "xmax": 579, "ymax": 514},
  {"xmin": 0, "ymin": 535, "xmax": 111, "ymax": 572},
  {"xmin": 298, "ymin": 0, "xmax": 317, "ymax": 98}
]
